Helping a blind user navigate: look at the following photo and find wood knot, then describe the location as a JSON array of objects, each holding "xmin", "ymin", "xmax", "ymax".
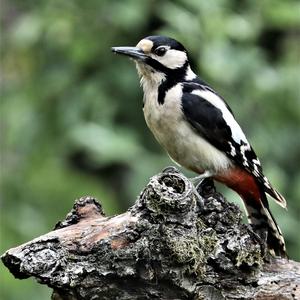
[
  {"xmin": 138, "ymin": 171, "xmax": 196, "ymax": 218},
  {"xmin": 54, "ymin": 196, "xmax": 105, "ymax": 229}
]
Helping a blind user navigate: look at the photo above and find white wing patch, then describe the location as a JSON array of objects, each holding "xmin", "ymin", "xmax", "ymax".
[
  {"xmin": 228, "ymin": 142, "xmax": 236, "ymax": 156},
  {"xmin": 252, "ymin": 159, "xmax": 261, "ymax": 176},
  {"xmin": 191, "ymin": 90, "xmax": 249, "ymax": 145},
  {"xmin": 240, "ymin": 143, "xmax": 251, "ymax": 167}
]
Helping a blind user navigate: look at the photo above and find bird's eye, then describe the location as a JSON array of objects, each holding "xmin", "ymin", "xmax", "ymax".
[{"xmin": 154, "ymin": 47, "xmax": 167, "ymax": 56}]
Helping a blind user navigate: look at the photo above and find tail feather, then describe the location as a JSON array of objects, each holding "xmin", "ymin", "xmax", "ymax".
[
  {"xmin": 265, "ymin": 185, "xmax": 287, "ymax": 209},
  {"xmin": 255, "ymin": 170, "xmax": 287, "ymax": 208},
  {"xmin": 245, "ymin": 192, "xmax": 287, "ymax": 257}
]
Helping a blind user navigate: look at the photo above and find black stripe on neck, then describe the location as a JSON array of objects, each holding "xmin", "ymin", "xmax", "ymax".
[{"xmin": 156, "ymin": 61, "xmax": 189, "ymax": 105}]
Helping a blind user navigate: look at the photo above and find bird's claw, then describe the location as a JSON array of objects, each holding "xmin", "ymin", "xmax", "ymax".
[
  {"xmin": 190, "ymin": 178, "xmax": 215, "ymax": 212},
  {"xmin": 193, "ymin": 187, "xmax": 204, "ymax": 211},
  {"xmin": 162, "ymin": 166, "xmax": 179, "ymax": 174}
]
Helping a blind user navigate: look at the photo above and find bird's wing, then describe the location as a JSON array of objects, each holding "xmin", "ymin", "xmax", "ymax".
[{"xmin": 181, "ymin": 82, "xmax": 286, "ymax": 207}]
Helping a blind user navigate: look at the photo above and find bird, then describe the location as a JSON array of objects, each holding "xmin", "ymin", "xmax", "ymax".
[{"xmin": 112, "ymin": 35, "xmax": 287, "ymax": 257}]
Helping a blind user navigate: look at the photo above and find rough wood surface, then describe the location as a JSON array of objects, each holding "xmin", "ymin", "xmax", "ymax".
[{"xmin": 2, "ymin": 169, "xmax": 300, "ymax": 300}]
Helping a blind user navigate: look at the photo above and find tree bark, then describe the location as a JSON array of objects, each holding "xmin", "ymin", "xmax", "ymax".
[{"xmin": 2, "ymin": 169, "xmax": 300, "ymax": 300}]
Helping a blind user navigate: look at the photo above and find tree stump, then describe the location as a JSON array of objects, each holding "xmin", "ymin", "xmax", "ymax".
[{"xmin": 2, "ymin": 169, "xmax": 300, "ymax": 299}]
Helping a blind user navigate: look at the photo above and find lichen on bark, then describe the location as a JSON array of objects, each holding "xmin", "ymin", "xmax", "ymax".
[{"xmin": 2, "ymin": 169, "xmax": 300, "ymax": 300}]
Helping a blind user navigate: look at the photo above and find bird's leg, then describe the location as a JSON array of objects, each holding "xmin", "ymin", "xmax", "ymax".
[{"xmin": 190, "ymin": 170, "xmax": 214, "ymax": 186}]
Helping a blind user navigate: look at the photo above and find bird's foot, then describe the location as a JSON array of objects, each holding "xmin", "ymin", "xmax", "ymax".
[
  {"xmin": 193, "ymin": 186, "xmax": 204, "ymax": 211},
  {"xmin": 162, "ymin": 166, "xmax": 179, "ymax": 174},
  {"xmin": 190, "ymin": 176, "xmax": 215, "ymax": 212}
]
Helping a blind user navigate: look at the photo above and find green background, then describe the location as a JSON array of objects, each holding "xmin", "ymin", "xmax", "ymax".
[{"xmin": 1, "ymin": 0, "xmax": 299, "ymax": 299}]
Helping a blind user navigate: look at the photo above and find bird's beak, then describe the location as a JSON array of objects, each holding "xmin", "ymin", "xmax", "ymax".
[{"xmin": 111, "ymin": 46, "xmax": 147, "ymax": 61}]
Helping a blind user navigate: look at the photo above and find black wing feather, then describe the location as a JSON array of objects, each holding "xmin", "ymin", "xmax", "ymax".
[
  {"xmin": 182, "ymin": 91, "xmax": 233, "ymax": 155},
  {"xmin": 181, "ymin": 82, "xmax": 286, "ymax": 206},
  {"xmin": 181, "ymin": 82, "xmax": 251, "ymax": 168}
]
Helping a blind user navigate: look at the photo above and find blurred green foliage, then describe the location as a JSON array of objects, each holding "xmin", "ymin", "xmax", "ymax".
[{"xmin": 1, "ymin": 0, "xmax": 299, "ymax": 299}]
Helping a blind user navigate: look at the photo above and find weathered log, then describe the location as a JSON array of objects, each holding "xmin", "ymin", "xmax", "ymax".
[{"xmin": 2, "ymin": 169, "xmax": 300, "ymax": 299}]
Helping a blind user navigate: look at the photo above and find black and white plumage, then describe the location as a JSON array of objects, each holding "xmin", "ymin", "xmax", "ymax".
[{"xmin": 112, "ymin": 35, "xmax": 287, "ymax": 257}]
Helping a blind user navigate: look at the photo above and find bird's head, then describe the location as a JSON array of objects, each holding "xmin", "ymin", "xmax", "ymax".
[{"xmin": 112, "ymin": 36, "xmax": 194, "ymax": 85}]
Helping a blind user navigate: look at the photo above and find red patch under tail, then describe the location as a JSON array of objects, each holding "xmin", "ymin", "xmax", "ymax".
[{"xmin": 214, "ymin": 168, "xmax": 287, "ymax": 258}]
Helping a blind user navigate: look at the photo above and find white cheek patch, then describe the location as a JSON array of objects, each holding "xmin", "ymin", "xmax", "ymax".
[{"xmin": 153, "ymin": 49, "xmax": 187, "ymax": 69}]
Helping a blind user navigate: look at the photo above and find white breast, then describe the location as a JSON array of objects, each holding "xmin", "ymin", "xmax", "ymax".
[{"xmin": 142, "ymin": 83, "xmax": 232, "ymax": 174}]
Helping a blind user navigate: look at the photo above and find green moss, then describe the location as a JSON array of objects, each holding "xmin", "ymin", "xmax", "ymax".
[
  {"xmin": 235, "ymin": 247, "xmax": 263, "ymax": 268},
  {"xmin": 196, "ymin": 218, "xmax": 206, "ymax": 231},
  {"xmin": 146, "ymin": 191, "xmax": 165, "ymax": 215},
  {"xmin": 200, "ymin": 231, "xmax": 218, "ymax": 257},
  {"xmin": 165, "ymin": 234, "xmax": 206, "ymax": 277}
]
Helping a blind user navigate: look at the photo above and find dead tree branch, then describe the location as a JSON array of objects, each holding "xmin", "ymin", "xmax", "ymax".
[{"xmin": 2, "ymin": 169, "xmax": 300, "ymax": 299}]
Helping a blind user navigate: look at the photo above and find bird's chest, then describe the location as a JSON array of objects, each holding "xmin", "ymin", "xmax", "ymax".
[
  {"xmin": 142, "ymin": 84, "xmax": 198, "ymax": 169},
  {"xmin": 142, "ymin": 82, "xmax": 232, "ymax": 173},
  {"xmin": 143, "ymin": 84, "xmax": 183, "ymax": 146}
]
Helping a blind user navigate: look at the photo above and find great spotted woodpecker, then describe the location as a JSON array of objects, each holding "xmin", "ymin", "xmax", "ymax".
[{"xmin": 112, "ymin": 36, "xmax": 287, "ymax": 257}]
